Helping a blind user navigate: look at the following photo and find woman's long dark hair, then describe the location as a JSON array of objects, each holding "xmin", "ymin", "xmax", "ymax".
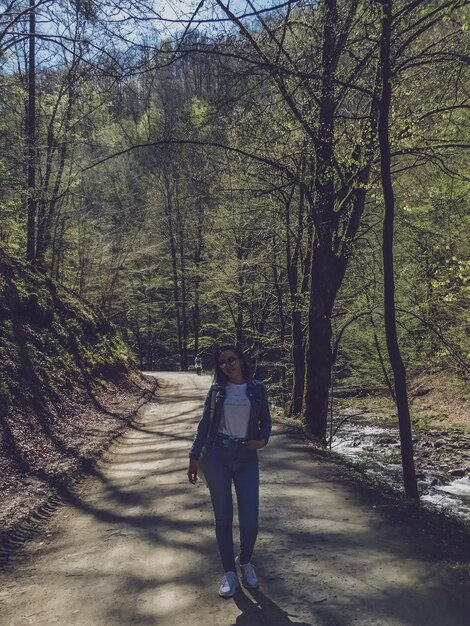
[{"xmin": 213, "ymin": 344, "xmax": 252, "ymax": 383}]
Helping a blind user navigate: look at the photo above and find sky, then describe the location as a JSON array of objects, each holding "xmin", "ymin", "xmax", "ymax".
[
  {"xmin": 0, "ymin": 1, "xmax": 301, "ymax": 73},
  {"xmin": 153, "ymin": 1, "xmax": 300, "ymax": 35}
]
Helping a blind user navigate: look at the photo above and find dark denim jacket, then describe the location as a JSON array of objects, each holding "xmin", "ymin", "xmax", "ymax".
[{"xmin": 188, "ymin": 378, "xmax": 272, "ymax": 460}]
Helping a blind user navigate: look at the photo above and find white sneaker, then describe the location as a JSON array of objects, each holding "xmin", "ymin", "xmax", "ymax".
[
  {"xmin": 236, "ymin": 556, "xmax": 258, "ymax": 589},
  {"xmin": 218, "ymin": 571, "xmax": 239, "ymax": 598}
]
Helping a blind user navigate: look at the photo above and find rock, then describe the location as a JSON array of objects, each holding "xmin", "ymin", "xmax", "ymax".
[
  {"xmin": 434, "ymin": 440, "xmax": 446, "ymax": 448},
  {"xmin": 450, "ymin": 469, "xmax": 466, "ymax": 478},
  {"xmin": 412, "ymin": 387, "xmax": 432, "ymax": 397},
  {"xmin": 377, "ymin": 437, "xmax": 396, "ymax": 445}
]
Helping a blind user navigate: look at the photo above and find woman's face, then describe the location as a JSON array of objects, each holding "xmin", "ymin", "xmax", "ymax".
[{"xmin": 217, "ymin": 350, "xmax": 244, "ymax": 383}]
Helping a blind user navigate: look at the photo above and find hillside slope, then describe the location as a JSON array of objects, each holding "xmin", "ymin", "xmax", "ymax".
[{"xmin": 0, "ymin": 251, "xmax": 156, "ymax": 536}]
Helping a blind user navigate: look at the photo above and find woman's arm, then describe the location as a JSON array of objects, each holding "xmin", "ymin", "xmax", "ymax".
[
  {"xmin": 188, "ymin": 458, "xmax": 199, "ymax": 483},
  {"xmin": 188, "ymin": 387, "xmax": 213, "ymax": 460},
  {"xmin": 258, "ymin": 382, "xmax": 272, "ymax": 445}
]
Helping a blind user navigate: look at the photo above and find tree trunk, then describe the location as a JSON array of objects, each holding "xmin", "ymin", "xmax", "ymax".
[
  {"xmin": 272, "ymin": 248, "xmax": 288, "ymax": 408},
  {"xmin": 290, "ymin": 305, "xmax": 305, "ymax": 416},
  {"xmin": 26, "ymin": 0, "xmax": 36, "ymax": 262},
  {"xmin": 291, "ymin": 185, "xmax": 315, "ymax": 417},
  {"xmin": 377, "ymin": 0, "xmax": 418, "ymax": 499},
  {"xmin": 51, "ymin": 213, "xmax": 66, "ymax": 282},
  {"xmin": 303, "ymin": 0, "xmax": 337, "ymax": 440},
  {"xmin": 193, "ymin": 198, "xmax": 204, "ymax": 356},
  {"xmin": 304, "ymin": 241, "xmax": 342, "ymax": 440},
  {"xmin": 36, "ymin": 60, "xmax": 78, "ymax": 269},
  {"xmin": 283, "ymin": 164, "xmax": 307, "ymax": 417},
  {"xmin": 235, "ymin": 239, "xmax": 245, "ymax": 345},
  {"xmin": 36, "ymin": 143, "xmax": 68, "ymax": 267},
  {"xmin": 177, "ymin": 202, "xmax": 188, "ymax": 370},
  {"xmin": 302, "ymin": 5, "xmax": 381, "ymax": 440},
  {"xmin": 168, "ymin": 198, "xmax": 184, "ymax": 370}
]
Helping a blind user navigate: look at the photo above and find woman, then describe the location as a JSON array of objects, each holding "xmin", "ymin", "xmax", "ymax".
[{"xmin": 187, "ymin": 344, "xmax": 272, "ymax": 598}]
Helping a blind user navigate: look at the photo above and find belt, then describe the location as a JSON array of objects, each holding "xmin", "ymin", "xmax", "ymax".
[{"xmin": 216, "ymin": 432, "xmax": 248, "ymax": 448}]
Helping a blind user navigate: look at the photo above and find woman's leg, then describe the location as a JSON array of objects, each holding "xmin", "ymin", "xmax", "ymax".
[
  {"xmin": 201, "ymin": 447, "xmax": 236, "ymax": 572},
  {"xmin": 233, "ymin": 451, "xmax": 259, "ymax": 565}
]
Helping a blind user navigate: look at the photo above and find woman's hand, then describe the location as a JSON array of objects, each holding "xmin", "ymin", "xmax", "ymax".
[
  {"xmin": 244, "ymin": 439, "xmax": 266, "ymax": 451},
  {"xmin": 188, "ymin": 458, "xmax": 199, "ymax": 484}
]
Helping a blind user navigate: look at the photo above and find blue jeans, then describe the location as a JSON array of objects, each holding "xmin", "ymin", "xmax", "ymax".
[{"xmin": 201, "ymin": 436, "xmax": 259, "ymax": 573}]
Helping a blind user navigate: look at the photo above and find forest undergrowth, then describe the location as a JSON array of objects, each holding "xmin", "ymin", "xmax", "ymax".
[{"xmin": 338, "ymin": 372, "xmax": 470, "ymax": 431}]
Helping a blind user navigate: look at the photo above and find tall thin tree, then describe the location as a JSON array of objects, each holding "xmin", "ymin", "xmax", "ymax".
[
  {"xmin": 377, "ymin": 0, "xmax": 418, "ymax": 499},
  {"xmin": 26, "ymin": 0, "xmax": 36, "ymax": 262}
]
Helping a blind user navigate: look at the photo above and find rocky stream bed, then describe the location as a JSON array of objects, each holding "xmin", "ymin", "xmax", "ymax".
[{"xmin": 330, "ymin": 410, "xmax": 470, "ymax": 522}]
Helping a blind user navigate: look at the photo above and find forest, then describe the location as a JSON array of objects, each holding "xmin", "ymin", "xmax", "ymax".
[{"xmin": 0, "ymin": 1, "xmax": 468, "ymax": 498}]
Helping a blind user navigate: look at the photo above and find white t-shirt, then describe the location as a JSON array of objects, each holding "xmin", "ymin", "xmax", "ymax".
[{"xmin": 218, "ymin": 382, "xmax": 251, "ymax": 438}]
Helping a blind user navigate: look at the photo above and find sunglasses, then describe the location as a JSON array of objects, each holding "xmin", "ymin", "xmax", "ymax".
[{"xmin": 218, "ymin": 356, "xmax": 238, "ymax": 368}]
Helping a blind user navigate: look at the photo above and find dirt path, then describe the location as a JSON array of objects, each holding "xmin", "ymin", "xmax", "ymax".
[{"xmin": 1, "ymin": 372, "xmax": 469, "ymax": 626}]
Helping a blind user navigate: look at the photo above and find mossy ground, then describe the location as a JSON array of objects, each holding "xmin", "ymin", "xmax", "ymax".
[
  {"xmin": 0, "ymin": 251, "xmax": 133, "ymax": 415},
  {"xmin": 0, "ymin": 251, "xmax": 157, "ymax": 538},
  {"xmin": 333, "ymin": 371, "xmax": 469, "ymax": 432}
]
